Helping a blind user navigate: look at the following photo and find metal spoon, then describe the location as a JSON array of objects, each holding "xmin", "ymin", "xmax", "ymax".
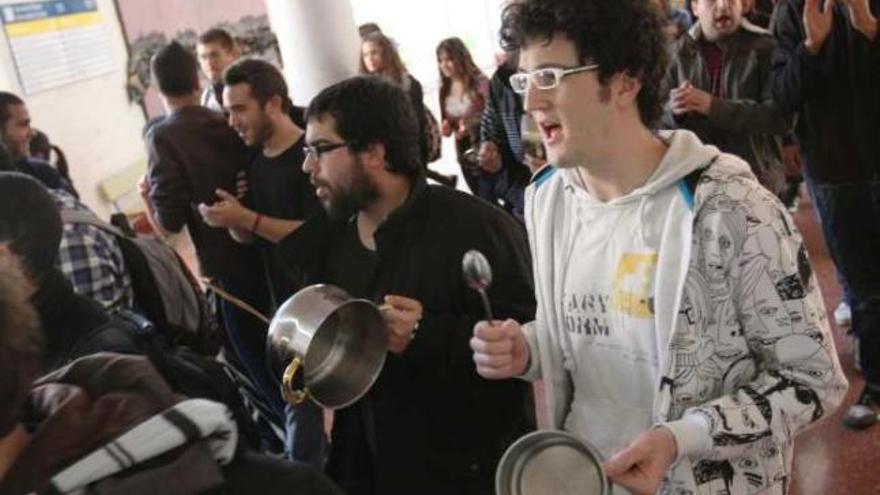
[{"xmin": 462, "ymin": 249, "xmax": 494, "ymax": 321}]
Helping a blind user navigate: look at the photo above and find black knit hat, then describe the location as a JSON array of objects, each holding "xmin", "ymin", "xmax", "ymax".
[{"xmin": 0, "ymin": 172, "xmax": 63, "ymax": 283}]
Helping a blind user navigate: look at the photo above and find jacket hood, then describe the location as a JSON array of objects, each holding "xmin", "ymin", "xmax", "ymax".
[{"xmin": 560, "ymin": 129, "xmax": 729, "ymax": 204}]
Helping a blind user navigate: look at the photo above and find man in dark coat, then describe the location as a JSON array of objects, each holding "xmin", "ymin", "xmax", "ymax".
[{"xmin": 279, "ymin": 76, "xmax": 536, "ymax": 495}]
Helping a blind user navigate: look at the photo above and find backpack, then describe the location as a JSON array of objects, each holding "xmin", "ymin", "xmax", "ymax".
[
  {"xmin": 69, "ymin": 309, "xmax": 267, "ymax": 451},
  {"xmin": 59, "ymin": 208, "xmax": 220, "ymax": 355}
]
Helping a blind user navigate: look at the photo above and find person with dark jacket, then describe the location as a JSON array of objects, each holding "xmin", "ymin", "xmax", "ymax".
[
  {"xmin": 771, "ymin": 0, "xmax": 880, "ymax": 429},
  {"xmin": 145, "ymin": 42, "xmax": 259, "ymax": 284},
  {"xmin": 0, "ymin": 260, "xmax": 342, "ymax": 495},
  {"xmin": 143, "ymin": 42, "xmax": 282, "ymax": 429},
  {"xmin": 478, "ymin": 56, "xmax": 533, "ymax": 222},
  {"xmin": 663, "ymin": 0, "xmax": 790, "ymax": 195},
  {"xmin": 0, "ymin": 172, "xmax": 142, "ymax": 369},
  {"xmin": 0, "ymin": 92, "xmax": 78, "ymax": 197},
  {"xmin": 281, "ymin": 76, "xmax": 536, "ymax": 495}
]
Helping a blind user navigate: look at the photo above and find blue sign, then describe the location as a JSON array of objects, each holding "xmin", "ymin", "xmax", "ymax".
[{"xmin": 1, "ymin": 0, "xmax": 97, "ymax": 24}]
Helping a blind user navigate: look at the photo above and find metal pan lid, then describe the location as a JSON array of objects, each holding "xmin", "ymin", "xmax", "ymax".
[{"xmin": 496, "ymin": 430, "xmax": 610, "ymax": 495}]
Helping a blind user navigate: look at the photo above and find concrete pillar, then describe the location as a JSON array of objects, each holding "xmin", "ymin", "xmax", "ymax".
[{"xmin": 264, "ymin": 0, "xmax": 361, "ymax": 106}]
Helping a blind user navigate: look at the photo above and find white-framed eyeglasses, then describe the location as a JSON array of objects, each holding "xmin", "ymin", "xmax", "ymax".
[{"xmin": 509, "ymin": 64, "xmax": 600, "ymax": 94}]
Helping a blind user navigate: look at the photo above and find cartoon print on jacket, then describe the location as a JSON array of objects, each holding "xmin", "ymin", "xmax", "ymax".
[{"xmin": 664, "ymin": 169, "xmax": 845, "ymax": 494}]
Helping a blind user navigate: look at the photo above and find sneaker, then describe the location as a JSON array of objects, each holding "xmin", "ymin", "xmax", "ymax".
[
  {"xmin": 834, "ymin": 301, "xmax": 852, "ymax": 327},
  {"xmin": 843, "ymin": 387, "xmax": 880, "ymax": 430}
]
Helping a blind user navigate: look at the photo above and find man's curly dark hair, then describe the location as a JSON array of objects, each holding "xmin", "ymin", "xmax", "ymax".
[{"xmin": 500, "ymin": 0, "xmax": 668, "ymax": 127}]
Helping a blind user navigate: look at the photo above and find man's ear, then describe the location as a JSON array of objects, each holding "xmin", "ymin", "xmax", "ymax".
[
  {"xmin": 612, "ymin": 72, "xmax": 643, "ymax": 109},
  {"xmin": 361, "ymin": 142, "xmax": 388, "ymax": 171},
  {"xmin": 265, "ymin": 94, "xmax": 285, "ymax": 117}
]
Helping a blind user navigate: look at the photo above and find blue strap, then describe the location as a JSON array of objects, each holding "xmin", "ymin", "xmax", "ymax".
[
  {"xmin": 532, "ymin": 166, "xmax": 557, "ymax": 188},
  {"xmin": 677, "ymin": 179, "xmax": 695, "ymax": 210}
]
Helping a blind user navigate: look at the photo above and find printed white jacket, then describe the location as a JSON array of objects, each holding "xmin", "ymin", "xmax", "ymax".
[{"xmin": 521, "ymin": 130, "xmax": 847, "ymax": 494}]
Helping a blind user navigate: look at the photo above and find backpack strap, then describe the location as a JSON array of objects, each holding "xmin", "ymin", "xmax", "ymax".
[
  {"xmin": 530, "ymin": 164, "xmax": 557, "ymax": 188},
  {"xmin": 676, "ymin": 156, "xmax": 719, "ymax": 211},
  {"xmin": 59, "ymin": 208, "xmax": 127, "ymax": 238}
]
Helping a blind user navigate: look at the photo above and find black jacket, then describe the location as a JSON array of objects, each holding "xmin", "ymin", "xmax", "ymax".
[
  {"xmin": 278, "ymin": 179, "xmax": 536, "ymax": 495},
  {"xmin": 14, "ymin": 157, "xmax": 78, "ymax": 197},
  {"xmin": 32, "ymin": 270, "xmax": 142, "ymax": 369},
  {"xmin": 663, "ymin": 24, "xmax": 790, "ymax": 193},
  {"xmin": 480, "ymin": 63, "xmax": 531, "ymax": 185},
  {"xmin": 146, "ymin": 106, "xmax": 259, "ymax": 278},
  {"xmin": 771, "ymin": 0, "xmax": 880, "ymax": 183}
]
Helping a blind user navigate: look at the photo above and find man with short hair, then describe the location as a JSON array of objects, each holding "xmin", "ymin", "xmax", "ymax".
[
  {"xmin": 144, "ymin": 42, "xmax": 282, "ymax": 430},
  {"xmin": 279, "ymin": 76, "xmax": 536, "ymax": 494},
  {"xmin": 771, "ymin": 0, "xmax": 880, "ymax": 429},
  {"xmin": 0, "ymin": 92, "xmax": 76, "ymax": 196},
  {"xmin": 198, "ymin": 57, "xmax": 322, "ymax": 465},
  {"xmin": 470, "ymin": 1, "xmax": 846, "ymax": 494},
  {"xmin": 197, "ymin": 28, "xmax": 240, "ymax": 113},
  {"xmin": 663, "ymin": 0, "xmax": 790, "ymax": 196},
  {"xmin": 200, "ymin": 58, "xmax": 318, "ymax": 306}
]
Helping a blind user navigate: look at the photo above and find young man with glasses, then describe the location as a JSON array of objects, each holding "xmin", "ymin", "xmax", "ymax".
[
  {"xmin": 278, "ymin": 75, "xmax": 536, "ymax": 495},
  {"xmin": 471, "ymin": 1, "xmax": 846, "ymax": 494}
]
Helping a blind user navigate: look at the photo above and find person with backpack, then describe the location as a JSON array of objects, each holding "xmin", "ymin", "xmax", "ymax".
[
  {"xmin": 0, "ymin": 170, "xmax": 285, "ymax": 455},
  {"xmin": 0, "ymin": 258, "xmax": 343, "ymax": 495},
  {"xmin": 358, "ymin": 31, "xmax": 457, "ymax": 188},
  {"xmin": 51, "ymin": 188, "xmax": 135, "ymax": 312},
  {"xmin": 0, "ymin": 172, "xmax": 142, "ymax": 368},
  {"xmin": 470, "ymin": 2, "xmax": 847, "ymax": 494}
]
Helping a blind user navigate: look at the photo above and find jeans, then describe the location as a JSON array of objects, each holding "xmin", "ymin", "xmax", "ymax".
[
  {"xmin": 216, "ymin": 272, "xmax": 285, "ymax": 420},
  {"xmin": 473, "ymin": 168, "xmax": 526, "ymax": 225},
  {"xmin": 806, "ymin": 176, "xmax": 880, "ymax": 385},
  {"xmin": 284, "ymin": 388, "xmax": 328, "ymax": 468}
]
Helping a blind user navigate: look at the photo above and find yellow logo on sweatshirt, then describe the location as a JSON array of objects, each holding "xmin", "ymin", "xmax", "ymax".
[{"xmin": 612, "ymin": 252, "xmax": 658, "ymax": 318}]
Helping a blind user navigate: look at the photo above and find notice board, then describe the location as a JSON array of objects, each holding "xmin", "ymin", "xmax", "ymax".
[{"xmin": 1, "ymin": 0, "xmax": 114, "ymax": 94}]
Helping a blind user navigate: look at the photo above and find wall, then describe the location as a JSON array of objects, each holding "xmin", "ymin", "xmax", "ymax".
[
  {"xmin": 0, "ymin": 0, "xmax": 509, "ymax": 208},
  {"xmin": 0, "ymin": 0, "xmax": 147, "ymax": 216}
]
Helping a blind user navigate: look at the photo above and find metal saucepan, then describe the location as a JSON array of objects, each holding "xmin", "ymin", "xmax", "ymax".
[
  {"xmin": 496, "ymin": 430, "xmax": 611, "ymax": 495},
  {"xmin": 266, "ymin": 284, "xmax": 387, "ymax": 409}
]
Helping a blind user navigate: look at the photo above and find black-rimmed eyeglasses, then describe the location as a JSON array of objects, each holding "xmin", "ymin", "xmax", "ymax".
[{"xmin": 304, "ymin": 141, "xmax": 355, "ymax": 160}]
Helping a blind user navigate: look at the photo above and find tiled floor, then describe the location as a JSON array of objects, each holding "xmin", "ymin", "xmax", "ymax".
[{"xmin": 787, "ymin": 189, "xmax": 880, "ymax": 495}]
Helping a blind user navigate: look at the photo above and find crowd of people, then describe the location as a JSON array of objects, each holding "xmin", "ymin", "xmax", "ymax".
[{"xmin": 1, "ymin": 0, "xmax": 878, "ymax": 493}]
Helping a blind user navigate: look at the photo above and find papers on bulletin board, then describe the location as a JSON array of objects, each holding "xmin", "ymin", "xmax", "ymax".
[{"xmin": 1, "ymin": 0, "xmax": 114, "ymax": 94}]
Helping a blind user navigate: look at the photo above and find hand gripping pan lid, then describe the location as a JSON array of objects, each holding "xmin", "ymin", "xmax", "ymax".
[{"xmin": 496, "ymin": 430, "xmax": 611, "ymax": 495}]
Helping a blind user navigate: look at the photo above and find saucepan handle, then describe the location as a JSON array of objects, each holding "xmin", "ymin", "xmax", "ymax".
[{"xmin": 281, "ymin": 356, "xmax": 310, "ymax": 405}]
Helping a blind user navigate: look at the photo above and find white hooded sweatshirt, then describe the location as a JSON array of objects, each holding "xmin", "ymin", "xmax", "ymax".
[{"xmin": 521, "ymin": 130, "xmax": 846, "ymax": 495}]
